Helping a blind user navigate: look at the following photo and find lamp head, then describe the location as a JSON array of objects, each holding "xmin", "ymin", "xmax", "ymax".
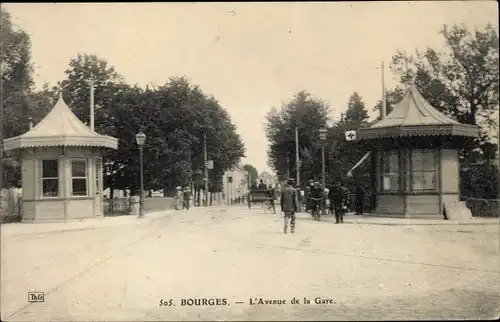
[{"xmin": 135, "ymin": 132, "xmax": 146, "ymax": 146}]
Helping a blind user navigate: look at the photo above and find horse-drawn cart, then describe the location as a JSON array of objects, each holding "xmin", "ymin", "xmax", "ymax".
[{"xmin": 247, "ymin": 188, "xmax": 269, "ymax": 209}]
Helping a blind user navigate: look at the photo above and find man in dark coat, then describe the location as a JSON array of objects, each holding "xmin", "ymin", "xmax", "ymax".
[
  {"xmin": 355, "ymin": 184, "xmax": 365, "ymax": 215},
  {"xmin": 280, "ymin": 178, "xmax": 298, "ymax": 234},
  {"xmin": 328, "ymin": 183, "xmax": 339, "ymax": 215},
  {"xmin": 182, "ymin": 187, "xmax": 191, "ymax": 210},
  {"xmin": 258, "ymin": 180, "xmax": 267, "ymax": 190},
  {"xmin": 266, "ymin": 184, "xmax": 276, "ymax": 214},
  {"xmin": 334, "ymin": 182, "xmax": 349, "ymax": 223},
  {"xmin": 304, "ymin": 179, "xmax": 314, "ymax": 212},
  {"xmin": 295, "ymin": 184, "xmax": 302, "ymax": 212},
  {"xmin": 309, "ymin": 182, "xmax": 324, "ymax": 215}
]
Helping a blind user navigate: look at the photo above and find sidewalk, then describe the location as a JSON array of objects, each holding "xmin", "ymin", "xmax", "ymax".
[
  {"xmin": 0, "ymin": 204, "xmax": 233, "ymax": 238},
  {"xmin": 0, "ymin": 210, "xmax": 173, "ymax": 238},
  {"xmin": 349, "ymin": 214, "xmax": 499, "ymax": 226},
  {"xmin": 292, "ymin": 211, "xmax": 498, "ymax": 226}
]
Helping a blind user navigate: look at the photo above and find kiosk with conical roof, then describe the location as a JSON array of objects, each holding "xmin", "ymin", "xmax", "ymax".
[
  {"xmin": 358, "ymin": 86, "xmax": 478, "ymax": 219},
  {"xmin": 3, "ymin": 93, "xmax": 118, "ymax": 221}
]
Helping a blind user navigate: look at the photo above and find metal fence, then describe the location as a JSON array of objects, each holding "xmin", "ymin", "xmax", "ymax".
[
  {"xmin": 345, "ymin": 194, "xmax": 499, "ymax": 217},
  {"xmin": 462, "ymin": 198, "xmax": 499, "ymax": 218},
  {"xmin": 103, "ymin": 198, "xmax": 131, "ymax": 216}
]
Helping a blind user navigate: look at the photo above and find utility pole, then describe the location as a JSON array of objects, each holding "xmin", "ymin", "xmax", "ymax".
[
  {"xmin": 381, "ymin": 61, "xmax": 386, "ymax": 120},
  {"xmin": 90, "ymin": 73, "xmax": 95, "ymax": 130},
  {"xmin": 295, "ymin": 126, "xmax": 300, "ymax": 187},
  {"xmin": 0, "ymin": 76, "xmax": 3, "ymax": 212},
  {"xmin": 204, "ymin": 133, "xmax": 209, "ymax": 207}
]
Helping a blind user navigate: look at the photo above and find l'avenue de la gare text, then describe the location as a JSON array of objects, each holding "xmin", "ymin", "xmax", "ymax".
[{"xmin": 250, "ymin": 297, "xmax": 336, "ymax": 305}]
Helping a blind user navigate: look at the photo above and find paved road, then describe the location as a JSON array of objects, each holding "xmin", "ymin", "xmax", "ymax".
[{"xmin": 1, "ymin": 206, "xmax": 499, "ymax": 321}]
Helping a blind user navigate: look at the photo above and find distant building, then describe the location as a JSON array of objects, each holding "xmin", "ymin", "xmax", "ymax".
[{"xmin": 223, "ymin": 165, "xmax": 250, "ymax": 204}]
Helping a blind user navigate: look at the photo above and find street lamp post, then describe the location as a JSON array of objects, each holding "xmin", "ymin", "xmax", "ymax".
[
  {"xmin": 228, "ymin": 174, "xmax": 233, "ymax": 205},
  {"xmin": 319, "ymin": 128, "xmax": 328, "ymax": 215},
  {"xmin": 135, "ymin": 131, "xmax": 146, "ymax": 218}
]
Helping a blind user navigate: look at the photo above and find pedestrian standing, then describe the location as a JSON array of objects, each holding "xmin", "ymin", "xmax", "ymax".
[
  {"xmin": 327, "ymin": 183, "xmax": 337, "ymax": 215},
  {"xmin": 266, "ymin": 185, "xmax": 276, "ymax": 214},
  {"xmin": 323, "ymin": 187, "xmax": 330, "ymax": 214},
  {"xmin": 355, "ymin": 184, "xmax": 365, "ymax": 215},
  {"xmin": 280, "ymin": 178, "xmax": 298, "ymax": 234},
  {"xmin": 295, "ymin": 184, "xmax": 302, "ymax": 212},
  {"xmin": 182, "ymin": 187, "xmax": 191, "ymax": 210},
  {"xmin": 335, "ymin": 182, "xmax": 349, "ymax": 223},
  {"xmin": 304, "ymin": 179, "xmax": 314, "ymax": 213},
  {"xmin": 174, "ymin": 186, "xmax": 183, "ymax": 210}
]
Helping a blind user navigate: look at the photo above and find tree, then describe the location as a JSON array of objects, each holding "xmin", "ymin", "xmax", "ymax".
[
  {"xmin": 243, "ymin": 164, "xmax": 258, "ymax": 186},
  {"xmin": 265, "ymin": 91, "xmax": 330, "ymax": 185},
  {"xmin": 155, "ymin": 77, "xmax": 245, "ymax": 195},
  {"xmin": 59, "ymin": 54, "xmax": 144, "ymax": 195},
  {"xmin": 1, "ymin": 8, "xmax": 35, "ymax": 188},
  {"xmin": 61, "ymin": 53, "xmax": 125, "ymax": 127},
  {"xmin": 390, "ymin": 23, "xmax": 499, "ymax": 161},
  {"xmin": 332, "ymin": 92, "xmax": 373, "ymax": 188},
  {"xmin": 340, "ymin": 92, "xmax": 369, "ymax": 127}
]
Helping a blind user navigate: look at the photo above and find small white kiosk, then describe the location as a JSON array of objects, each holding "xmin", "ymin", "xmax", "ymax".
[{"xmin": 3, "ymin": 93, "xmax": 118, "ymax": 221}]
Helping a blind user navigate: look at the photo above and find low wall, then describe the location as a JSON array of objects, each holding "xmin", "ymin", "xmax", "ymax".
[{"xmin": 143, "ymin": 197, "xmax": 175, "ymax": 213}]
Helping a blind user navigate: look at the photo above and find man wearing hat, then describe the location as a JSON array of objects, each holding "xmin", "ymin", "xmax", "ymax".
[
  {"xmin": 182, "ymin": 187, "xmax": 191, "ymax": 210},
  {"xmin": 295, "ymin": 184, "xmax": 302, "ymax": 212},
  {"xmin": 304, "ymin": 179, "xmax": 314, "ymax": 213},
  {"xmin": 309, "ymin": 182, "xmax": 324, "ymax": 218},
  {"xmin": 174, "ymin": 186, "xmax": 183, "ymax": 210},
  {"xmin": 280, "ymin": 178, "xmax": 299, "ymax": 234}
]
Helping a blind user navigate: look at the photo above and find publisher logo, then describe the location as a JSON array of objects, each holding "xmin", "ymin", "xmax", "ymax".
[{"xmin": 28, "ymin": 292, "xmax": 44, "ymax": 303}]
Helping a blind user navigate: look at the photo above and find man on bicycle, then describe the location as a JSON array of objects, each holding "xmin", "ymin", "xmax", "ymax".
[{"xmin": 309, "ymin": 182, "xmax": 324, "ymax": 219}]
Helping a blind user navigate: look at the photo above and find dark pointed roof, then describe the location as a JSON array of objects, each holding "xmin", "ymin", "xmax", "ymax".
[
  {"xmin": 4, "ymin": 93, "xmax": 118, "ymax": 151},
  {"xmin": 359, "ymin": 86, "xmax": 478, "ymax": 140}
]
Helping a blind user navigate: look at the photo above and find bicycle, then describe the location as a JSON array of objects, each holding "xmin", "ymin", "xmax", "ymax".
[{"xmin": 309, "ymin": 197, "xmax": 323, "ymax": 221}]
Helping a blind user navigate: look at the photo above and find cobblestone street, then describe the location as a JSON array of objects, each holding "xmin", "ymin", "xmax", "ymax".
[{"xmin": 1, "ymin": 206, "xmax": 499, "ymax": 321}]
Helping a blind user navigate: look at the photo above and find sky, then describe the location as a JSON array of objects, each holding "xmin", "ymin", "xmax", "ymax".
[{"xmin": 4, "ymin": 2, "xmax": 498, "ymax": 175}]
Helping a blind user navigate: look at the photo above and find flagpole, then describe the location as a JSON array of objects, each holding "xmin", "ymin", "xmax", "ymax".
[
  {"xmin": 90, "ymin": 73, "xmax": 95, "ymax": 130},
  {"xmin": 295, "ymin": 126, "xmax": 300, "ymax": 186},
  {"xmin": 381, "ymin": 61, "xmax": 386, "ymax": 120}
]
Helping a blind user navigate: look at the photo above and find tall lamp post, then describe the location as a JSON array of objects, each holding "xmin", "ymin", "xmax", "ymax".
[
  {"xmin": 319, "ymin": 128, "xmax": 328, "ymax": 215},
  {"xmin": 136, "ymin": 131, "xmax": 146, "ymax": 218}
]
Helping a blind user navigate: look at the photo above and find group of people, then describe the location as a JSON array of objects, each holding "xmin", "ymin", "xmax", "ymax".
[
  {"xmin": 278, "ymin": 178, "xmax": 367, "ymax": 234},
  {"xmin": 302, "ymin": 179, "xmax": 351, "ymax": 224},
  {"xmin": 174, "ymin": 186, "xmax": 192, "ymax": 210}
]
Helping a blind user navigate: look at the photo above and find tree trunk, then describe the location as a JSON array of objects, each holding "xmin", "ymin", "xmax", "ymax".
[{"xmin": 210, "ymin": 192, "xmax": 213, "ymax": 205}]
